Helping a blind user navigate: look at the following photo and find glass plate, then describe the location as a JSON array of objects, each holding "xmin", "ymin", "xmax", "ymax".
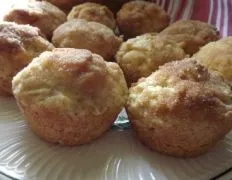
[{"xmin": 0, "ymin": 97, "xmax": 232, "ymax": 180}]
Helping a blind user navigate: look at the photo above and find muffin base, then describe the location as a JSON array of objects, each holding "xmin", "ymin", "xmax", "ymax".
[
  {"xmin": 19, "ymin": 103, "xmax": 122, "ymax": 146},
  {"xmin": 127, "ymin": 112, "xmax": 230, "ymax": 158}
]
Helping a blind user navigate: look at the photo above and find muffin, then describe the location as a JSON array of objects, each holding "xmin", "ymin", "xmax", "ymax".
[
  {"xmin": 195, "ymin": 37, "xmax": 232, "ymax": 84},
  {"xmin": 126, "ymin": 58, "xmax": 232, "ymax": 157},
  {"xmin": 0, "ymin": 22, "xmax": 54, "ymax": 96},
  {"xmin": 67, "ymin": 2, "xmax": 116, "ymax": 30},
  {"xmin": 39, "ymin": 0, "xmax": 129, "ymax": 13},
  {"xmin": 41, "ymin": 0, "xmax": 78, "ymax": 11},
  {"xmin": 159, "ymin": 20, "xmax": 220, "ymax": 55},
  {"xmin": 116, "ymin": 0, "xmax": 169, "ymax": 38},
  {"xmin": 4, "ymin": 1, "xmax": 66, "ymax": 39},
  {"xmin": 12, "ymin": 48, "xmax": 128, "ymax": 145},
  {"xmin": 115, "ymin": 33, "xmax": 187, "ymax": 84},
  {"xmin": 52, "ymin": 19, "xmax": 122, "ymax": 60},
  {"xmin": 39, "ymin": 0, "xmax": 99, "ymax": 12}
]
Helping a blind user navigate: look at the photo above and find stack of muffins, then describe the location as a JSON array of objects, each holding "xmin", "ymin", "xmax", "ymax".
[{"xmin": 1, "ymin": 0, "xmax": 232, "ymax": 158}]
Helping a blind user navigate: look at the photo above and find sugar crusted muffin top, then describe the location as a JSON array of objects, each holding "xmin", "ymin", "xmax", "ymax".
[
  {"xmin": 0, "ymin": 21, "xmax": 50, "ymax": 52},
  {"xmin": 0, "ymin": 22, "xmax": 54, "ymax": 95},
  {"xmin": 195, "ymin": 37, "xmax": 232, "ymax": 84},
  {"xmin": 117, "ymin": 0, "xmax": 169, "ymax": 37},
  {"xmin": 13, "ymin": 48, "xmax": 128, "ymax": 116},
  {"xmin": 127, "ymin": 58, "xmax": 232, "ymax": 157},
  {"xmin": 116, "ymin": 33, "xmax": 187, "ymax": 84},
  {"xmin": 68, "ymin": 2, "xmax": 116, "ymax": 30},
  {"xmin": 52, "ymin": 19, "xmax": 122, "ymax": 60},
  {"xmin": 128, "ymin": 58, "xmax": 232, "ymax": 121},
  {"xmin": 4, "ymin": 1, "xmax": 66, "ymax": 39},
  {"xmin": 159, "ymin": 20, "xmax": 220, "ymax": 55}
]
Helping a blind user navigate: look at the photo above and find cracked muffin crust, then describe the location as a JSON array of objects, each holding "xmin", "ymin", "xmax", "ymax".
[
  {"xmin": 4, "ymin": 1, "xmax": 66, "ymax": 39},
  {"xmin": 195, "ymin": 37, "xmax": 232, "ymax": 84},
  {"xmin": 159, "ymin": 20, "xmax": 220, "ymax": 55},
  {"xmin": 68, "ymin": 2, "xmax": 116, "ymax": 30},
  {"xmin": 116, "ymin": 0, "xmax": 169, "ymax": 38},
  {"xmin": 0, "ymin": 22, "xmax": 54, "ymax": 96},
  {"xmin": 52, "ymin": 19, "xmax": 122, "ymax": 60},
  {"xmin": 115, "ymin": 33, "xmax": 187, "ymax": 84},
  {"xmin": 12, "ymin": 48, "xmax": 128, "ymax": 145},
  {"xmin": 126, "ymin": 58, "xmax": 232, "ymax": 157}
]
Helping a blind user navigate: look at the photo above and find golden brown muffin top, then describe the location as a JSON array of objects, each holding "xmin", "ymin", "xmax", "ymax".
[
  {"xmin": 195, "ymin": 37, "xmax": 232, "ymax": 83},
  {"xmin": 160, "ymin": 20, "xmax": 219, "ymax": 38},
  {"xmin": 128, "ymin": 58, "xmax": 232, "ymax": 122},
  {"xmin": 4, "ymin": 1, "xmax": 66, "ymax": 39},
  {"xmin": 41, "ymin": 0, "xmax": 129, "ymax": 13},
  {"xmin": 116, "ymin": 33, "xmax": 187, "ymax": 84},
  {"xmin": 0, "ymin": 21, "xmax": 53, "ymax": 56},
  {"xmin": 42, "ymin": 0, "xmax": 82, "ymax": 12},
  {"xmin": 13, "ymin": 48, "xmax": 128, "ymax": 116},
  {"xmin": 52, "ymin": 19, "xmax": 122, "ymax": 60},
  {"xmin": 159, "ymin": 20, "xmax": 220, "ymax": 55},
  {"xmin": 116, "ymin": 0, "xmax": 169, "ymax": 37},
  {"xmin": 67, "ymin": 2, "xmax": 116, "ymax": 30},
  {"xmin": 4, "ymin": 1, "xmax": 67, "ymax": 23},
  {"xmin": 0, "ymin": 21, "xmax": 54, "ymax": 95}
]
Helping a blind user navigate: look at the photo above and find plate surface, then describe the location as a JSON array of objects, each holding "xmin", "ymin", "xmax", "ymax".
[{"xmin": 0, "ymin": 97, "xmax": 232, "ymax": 180}]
